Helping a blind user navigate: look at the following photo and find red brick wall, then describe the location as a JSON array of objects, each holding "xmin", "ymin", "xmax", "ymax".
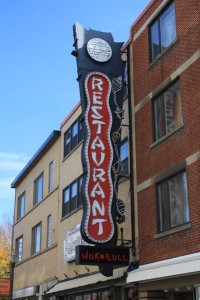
[
  {"xmin": 131, "ymin": 0, "xmax": 200, "ymax": 265},
  {"xmin": 138, "ymin": 161, "xmax": 200, "ymax": 265},
  {"xmin": 132, "ymin": 0, "xmax": 200, "ymax": 106}
]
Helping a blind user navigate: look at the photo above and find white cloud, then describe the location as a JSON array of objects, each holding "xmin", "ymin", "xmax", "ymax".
[
  {"xmin": 0, "ymin": 177, "xmax": 15, "ymax": 199},
  {"xmin": 0, "ymin": 176, "xmax": 15, "ymax": 225},
  {"xmin": 0, "ymin": 152, "xmax": 28, "ymax": 172},
  {"xmin": 0, "ymin": 152, "xmax": 30, "ymax": 223}
]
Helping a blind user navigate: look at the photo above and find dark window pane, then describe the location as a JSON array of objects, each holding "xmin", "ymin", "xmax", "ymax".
[
  {"xmin": 120, "ymin": 140, "xmax": 129, "ymax": 176},
  {"xmin": 157, "ymin": 171, "xmax": 189, "ymax": 232},
  {"xmin": 34, "ymin": 175, "xmax": 43, "ymax": 204},
  {"xmin": 71, "ymin": 181, "xmax": 77, "ymax": 198},
  {"xmin": 153, "ymin": 80, "xmax": 182, "ymax": 141},
  {"xmin": 168, "ymin": 172, "xmax": 189, "ymax": 227},
  {"xmin": 151, "ymin": 21, "xmax": 160, "ymax": 60},
  {"xmin": 63, "ymin": 202, "xmax": 69, "ymax": 217},
  {"xmin": 49, "ymin": 161, "xmax": 53, "ymax": 193},
  {"xmin": 35, "ymin": 225, "xmax": 41, "ymax": 252},
  {"xmin": 78, "ymin": 176, "xmax": 83, "ymax": 193},
  {"xmin": 65, "ymin": 129, "xmax": 71, "ymax": 145},
  {"xmin": 47, "ymin": 215, "xmax": 52, "ymax": 248},
  {"xmin": 63, "ymin": 187, "xmax": 70, "ymax": 217},
  {"xmin": 69, "ymin": 198, "xmax": 76, "ymax": 213},
  {"xmin": 71, "ymin": 121, "xmax": 78, "ymax": 149},
  {"xmin": 154, "ymin": 94, "xmax": 166, "ymax": 140},
  {"xmin": 120, "ymin": 140, "xmax": 128, "ymax": 161},
  {"xmin": 158, "ymin": 180, "xmax": 171, "ymax": 231},
  {"xmin": 64, "ymin": 187, "xmax": 70, "ymax": 203},
  {"xmin": 78, "ymin": 120, "xmax": 84, "ymax": 143},
  {"xmin": 123, "ymin": 66, "xmax": 128, "ymax": 97},
  {"xmin": 32, "ymin": 223, "xmax": 41, "ymax": 254},
  {"xmin": 37, "ymin": 176, "xmax": 43, "ymax": 202},
  {"xmin": 77, "ymin": 194, "xmax": 82, "ymax": 208},
  {"xmin": 160, "ymin": 2, "xmax": 176, "ymax": 50},
  {"xmin": 122, "ymin": 158, "xmax": 128, "ymax": 176},
  {"xmin": 70, "ymin": 181, "xmax": 78, "ymax": 212},
  {"xmin": 18, "ymin": 193, "xmax": 25, "ymax": 219},
  {"xmin": 64, "ymin": 129, "xmax": 71, "ymax": 156},
  {"xmin": 173, "ymin": 291, "xmax": 193, "ymax": 300},
  {"xmin": 77, "ymin": 176, "xmax": 83, "ymax": 207},
  {"xmin": 16, "ymin": 236, "xmax": 23, "ymax": 262},
  {"xmin": 72, "ymin": 121, "xmax": 78, "ymax": 137},
  {"xmin": 150, "ymin": 2, "xmax": 176, "ymax": 61}
]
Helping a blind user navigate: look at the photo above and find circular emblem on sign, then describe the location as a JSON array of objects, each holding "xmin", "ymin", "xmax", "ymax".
[{"xmin": 87, "ymin": 38, "xmax": 112, "ymax": 62}]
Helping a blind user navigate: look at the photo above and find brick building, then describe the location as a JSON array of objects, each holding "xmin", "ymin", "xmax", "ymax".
[{"xmin": 122, "ymin": 0, "xmax": 200, "ymax": 299}]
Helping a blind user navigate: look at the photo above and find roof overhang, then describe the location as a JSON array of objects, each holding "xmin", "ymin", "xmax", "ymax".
[
  {"xmin": 13, "ymin": 286, "xmax": 39, "ymax": 299},
  {"xmin": 47, "ymin": 267, "xmax": 127, "ymax": 295},
  {"xmin": 11, "ymin": 130, "xmax": 61, "ymax": 188},
  {"xmin": 127, "ymin": 252, "xmax": 200, "ymax": 284}
]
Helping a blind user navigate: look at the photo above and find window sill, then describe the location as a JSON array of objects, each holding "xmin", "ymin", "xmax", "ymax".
[
  {"xmin": 154, "ymin": 223, "xmax": 191, "ymax": 239},
  {"xmin": 118, "ymin": 174, "xmax": 130, "ymax": 184},
  {"xmin": 63, "ymin": 140, "xmax": 83, "ymax": 162},
  {"xmin": 123, "ymin": 93, "xmax": 128, "ymax": 101},
  {"xmin": 30, "ymin": 243, "xmax": 57, "ymax": 258},
  {"xmin": 14, "ymin": 186, "xmax": 59, "ymax": 225},
  {"xmin": 148, "ymin": 38, "xmax": 179, "ymax": 69},
  {"xmin": 150, "ymin": 123, "xmax": 184, "ymax": 149},
  {"xmin": 61, "ymin": 205, "xmax": 83, "ymax": 221},
  {"xmin": 15, "ymin": 243, "xmax": 57, "ymax": 266}
]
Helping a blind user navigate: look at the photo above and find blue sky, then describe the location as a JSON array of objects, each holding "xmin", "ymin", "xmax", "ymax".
[{"xmin": 0, "ymin": 0, "xmax": 150, "ymax": 224}]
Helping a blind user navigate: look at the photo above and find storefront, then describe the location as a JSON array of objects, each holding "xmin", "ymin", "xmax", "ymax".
[{"xmin": 126, "ymin": 252, "xmax": 200, "ymax": 300}]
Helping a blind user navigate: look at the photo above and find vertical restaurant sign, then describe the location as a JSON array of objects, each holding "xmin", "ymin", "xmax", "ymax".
[
  {"xmin": 84, "ymin": 72, "xmax": 113, "ymax": 243},
  {"xmin": 73, "ymin": 23, "xmax": 125, "ymax": 248}
]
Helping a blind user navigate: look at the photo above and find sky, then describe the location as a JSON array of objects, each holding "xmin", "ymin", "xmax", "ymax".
[{"xmin": 0, "ymin": 0, "xmax": 150, "ymax": 225}]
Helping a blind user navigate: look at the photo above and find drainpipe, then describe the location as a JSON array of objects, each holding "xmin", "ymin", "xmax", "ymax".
[{"xmin": 127, "ymin": 45, "xmax": 137, "ymax": 258}]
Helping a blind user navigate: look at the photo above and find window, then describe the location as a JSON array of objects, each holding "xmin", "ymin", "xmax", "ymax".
[
  {"xmin": 149, "ymin": 2, "xmax": 176, "ymax": 61},
  {"xmin": 47, "ymin": 215, "xmax": 52, "ymax": 248},
  {"xmin": 153, "ymin": 80, "xmax": 182, "ymax": 141},
  {"xmin": 157, "ymin": 171, "xmax": 189, "ymax": 233},
  {"xmin": 62, "ymin": 175, "xmax": 83, "ymax": 217},
  {"xmin": 34, "ymin": 173, "xmax": 43, "ymax": 205},
  {"xmin": 17, "ymin": 192, "xmax": 25, "ymax": 220},
  {"xmin": 15, "ymin": 236, "xmax": 23, "ymax": 262},
  {"xmin": 32, "ymin": 222, "xmax": 42, "ymax": 254},
  {"xmin": 68, "ymin": 292, "xmax": 99, "ymax": 300},
  {"xmin": 71, "ymin": 121, "xmax": 78, "ymax": 149},
  {"xmin": 120, "ymin": 139, "xmax": 129, "ymax": 177},
  {"xmin": 123, "ymin": 64, "xmax": 128, "ymax": 98},
  {"xmin": 49, "ymin": 161, "xmax": 53, "ymax": 193},
  {"xmin": 173, "ymin": 291, "xmax": 194, "ymax": 300},
  {"xmin": 64, "ymin": 116, "xmax": 83, "ymax": 157}
]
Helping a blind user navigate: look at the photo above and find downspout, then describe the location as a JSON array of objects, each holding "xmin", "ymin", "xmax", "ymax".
[{"xmin": 127, "ymin": 44, "xmax": 138, "ymax": 260}]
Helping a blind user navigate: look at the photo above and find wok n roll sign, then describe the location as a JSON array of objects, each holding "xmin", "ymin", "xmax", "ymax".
[{"xmin": 84, "ymin": 72, "xmax": 114, "ymax": 243}]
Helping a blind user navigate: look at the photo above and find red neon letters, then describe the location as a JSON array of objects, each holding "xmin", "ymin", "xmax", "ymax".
[{"xmin": 84, "ymin": 72, "xmax": 114, "ymax": 243}]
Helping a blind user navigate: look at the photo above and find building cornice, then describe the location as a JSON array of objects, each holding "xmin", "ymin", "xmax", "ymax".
[{"xmin": 11, "ymin": 130, "xmax": 61, "ymax": 188}]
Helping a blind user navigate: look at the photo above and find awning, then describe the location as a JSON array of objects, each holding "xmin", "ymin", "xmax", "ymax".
[
  {"xmin": 13, "ymin": 286, "xmax": 39, "ymax": 299},
  {"xmin": 47, "ymin": 267, "xmax": 127, "ymax": 295},
  {"xmin": 127, "ymin": 252, "xmax": 200, "ymax": 283}
]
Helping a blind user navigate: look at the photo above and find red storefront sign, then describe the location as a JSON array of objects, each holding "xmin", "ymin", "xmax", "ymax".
[
  {"xmin": 0, "ymin": 279, "xmax": 10, "ymax": 296},
  {"xmin": 76, "ymin": 245, "xmax": 129, "ymax": 265},
  {"xmin": 84, "ymin": 72, "xmax": 114, "ymax": 244}
]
